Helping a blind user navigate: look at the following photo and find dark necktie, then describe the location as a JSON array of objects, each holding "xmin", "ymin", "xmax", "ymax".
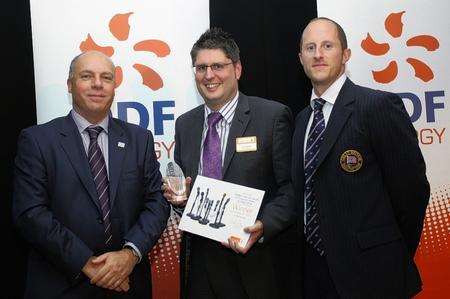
[
  {"xmin": 86, "ymin": 126, "xmax": 112, "ymax": 245},
  {"xmin": 202, "ymin": 112, "xmax": 223, "ymax": 179},
  {"xmin": 304, "ymin": 98, "xmax": 326, "ymax": 256}
]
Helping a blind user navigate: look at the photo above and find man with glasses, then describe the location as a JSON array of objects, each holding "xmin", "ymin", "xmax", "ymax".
[{"xmin": 163, "ymin": 28, "xmax": 295, "ymax": 298}]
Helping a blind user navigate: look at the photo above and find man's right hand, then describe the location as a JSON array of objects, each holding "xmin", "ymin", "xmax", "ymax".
[
  {"xmin": 162, "ymin": 176, "xmax": 192, "ymax": 207},
  {"xmin": 82, "ymin": 256, "xmax": 130, "ymax": 292}
]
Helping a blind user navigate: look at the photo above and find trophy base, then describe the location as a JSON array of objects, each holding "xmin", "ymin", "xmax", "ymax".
[
  {"xmin": 209, "ymin": 222, "xmax": 225, "ymax": 229},
  {"xmin": 198, "ymin": 219, "xmax": 210, "ymax": 225}
]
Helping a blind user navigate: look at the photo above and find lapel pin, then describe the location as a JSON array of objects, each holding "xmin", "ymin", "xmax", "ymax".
[
  {"xmin": 118, "ymin": 142, "xmax": 125, "ymax": 148},
  {"xmin": 340, "ymin": 149, "xmax": 363, "ymax": 173}
]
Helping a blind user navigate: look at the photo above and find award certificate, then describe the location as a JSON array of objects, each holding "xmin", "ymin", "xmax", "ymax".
[{"xmin": 178, "ymin": 175, "xmax": 265, "ymax": 247}]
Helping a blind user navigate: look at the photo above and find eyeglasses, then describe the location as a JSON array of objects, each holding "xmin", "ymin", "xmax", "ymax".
[{"xmin": 193, "ymin": 62, "xmax": 234, "ymax": 74}]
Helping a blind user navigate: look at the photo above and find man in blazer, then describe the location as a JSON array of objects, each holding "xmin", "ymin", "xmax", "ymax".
[
  {"xmin": 163, "ymin": 28, "xmax": 295, "ymax": 298},
  {"xmin": 292, "ymin": 18, "xmax": 430, "ymax": 298},
  {"xmin": 13, "ymin": 51, "xmax": 170, "ymax": 298}
]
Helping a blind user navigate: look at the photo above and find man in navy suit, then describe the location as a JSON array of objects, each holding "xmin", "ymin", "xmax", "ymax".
[
  {"xmin": 292, "ymin": 18, "xmax": 430, "ymax": 298},
  {"xmin": 13, "ymin": 51, "xmax": 170, "ymax": 298}
]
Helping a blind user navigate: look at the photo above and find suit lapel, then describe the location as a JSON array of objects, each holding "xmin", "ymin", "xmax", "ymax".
[
  {"xmin": 294, "ymin": 107, "xmax": 312, "ymax": 184},
  {"xmin": 293, "ymin": 108, "xmax": 311, "ymax": 218},
  {"xmin": 108, "ymin": 119, "xmax": 127, "ymax": 208},
  {"xmin": 188, "ymin": 107, "xmax": 205, "ymax": 180},
  {"xmin": 58, "ymin": 114, "xmax": 101, "ymax": 212},
  {"xmin": 222, "ymin": 94, "xmax": 250, "ymax": 177},
  {"xmin": 316, "ymin": 79, "xmax": 355, "ymax": 169}
]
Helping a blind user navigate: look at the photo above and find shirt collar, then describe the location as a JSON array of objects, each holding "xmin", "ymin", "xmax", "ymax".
[
  {"xmin": 309, "ymin": 73, "xmax": 347, "ymax": 108},
  {"xmin": 204, "ymin": 91, "xmax": 239, "ymax": 125},
  {"xmin": 70, "ymin": 109, "xmax": 109, "ymax": 134}
]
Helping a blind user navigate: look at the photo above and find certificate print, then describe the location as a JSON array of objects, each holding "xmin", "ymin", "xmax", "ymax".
[{"xmin": 179, "ymin": 176, "xmax": 264, "ymax": 246}]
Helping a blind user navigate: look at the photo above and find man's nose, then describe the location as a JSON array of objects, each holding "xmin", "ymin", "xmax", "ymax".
[
  {"xmin": 92, "ymin": 75, "xmax": 103, "ymax": 88},
  {"xmin": 204, "ymin": 66, "xmax": 215, "ymax": 79},
  {"xmin": 313, "ymin": 47, "xmax": 323, "ymax": 59}
]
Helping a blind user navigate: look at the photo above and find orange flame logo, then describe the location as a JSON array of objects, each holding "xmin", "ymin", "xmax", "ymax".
[
  {"xmin": 361, "ymin": 11, "xmax": 439, "ymax": 83},
  {"xmin": 79, "ymin": 12, "xmax": 170, "ymax": 90}
]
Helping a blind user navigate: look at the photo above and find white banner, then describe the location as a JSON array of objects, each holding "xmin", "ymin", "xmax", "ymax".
[
  {"xmin": 30, "ymin": 1, "xmax": 209, "ymax": 298},
  {"xmin": 317, "ymin": 1, "xmax": 449, "ymax": 297},
  {"xmin": 317, "ymin": 0, "xmax": 449, "ymax": 187},
  {"xmin": 30, "ymin": 0, "xmax": 208, "ymax": 162}
]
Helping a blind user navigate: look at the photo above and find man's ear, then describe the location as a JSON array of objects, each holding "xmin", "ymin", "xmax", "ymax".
[
  {"xmin": 67, "ymin": 79, "xmax": 73, "ymax": 93},
  {"xmin": 342, "ymin": 48, "xmax": 351, "ymax": 64},
  {"xmin": 298, "ymin": 52, "xmax": 304, "ymax": 66},
  {"xmin": 234, "ymin": 60, "xmax": 242, "ymax": 80}
]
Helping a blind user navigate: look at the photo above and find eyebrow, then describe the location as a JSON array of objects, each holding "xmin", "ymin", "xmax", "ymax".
[
  {"xmin": 78, "ymin": 70, "xmax": 114, "ymax": 76},
  {"xmin": 303, "ymin": 40, "xmax": 335, "ymax": 46}
]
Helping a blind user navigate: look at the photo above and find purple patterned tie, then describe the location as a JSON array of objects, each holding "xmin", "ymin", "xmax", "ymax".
[
  {"xmin": 86, "ymin": 126, "xmax": 112, "ymax": 245},
  {"xmin": 202, "ymin": 112, "xmax": 223, "ymax": 179}
]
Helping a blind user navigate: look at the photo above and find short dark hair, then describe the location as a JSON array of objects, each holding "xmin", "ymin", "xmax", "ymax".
[
  {"xmin": 300, "ymin": 17, "xmax": 348, "ymax": 50},
  {"xmin": 190, "ymin": 27, "xmax": 240, "ymax": 65}
]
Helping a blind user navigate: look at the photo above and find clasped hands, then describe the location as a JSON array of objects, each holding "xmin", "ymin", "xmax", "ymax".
[
  {"xmin": 82, "ymin": 248, "xmax": 138, "ymax": 292},
  {"xmin": 162, "ymin": 177, "xmax": 264, "ymax": 254}
]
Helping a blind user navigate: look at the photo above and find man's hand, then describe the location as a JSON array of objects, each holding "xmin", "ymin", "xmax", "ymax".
[
  {"xmin": 89, "ymin": 249, "xmax": 138, "ymax": 291},
  {"xmin": 162, "ymin": 176, "xmax": 192, "ymax": 207},
  {"xmin": 223, "ymin": 220, "xmax": 264, "ymax": 254},
  {"xmin": 82, "ymin": 256, "xmax": 130, "ymax": 292}
]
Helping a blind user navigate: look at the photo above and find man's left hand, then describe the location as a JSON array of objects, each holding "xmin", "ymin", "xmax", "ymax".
[
  {"xmin": 224, "ymin": 220, "xmax": 264, "ymax": 254},
  {"xmin": 90, "ymin": 249, "xmax": 138, "ymax": 290}
]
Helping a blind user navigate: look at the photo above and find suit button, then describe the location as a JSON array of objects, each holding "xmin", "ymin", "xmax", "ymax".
[{"xmin": 97, "ymin": 218, "xmax": 103, "ymax": 224}]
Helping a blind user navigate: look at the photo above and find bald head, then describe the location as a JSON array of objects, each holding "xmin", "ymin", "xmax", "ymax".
[
  {"xmin": 300, "ymin": 17, "xmax": 348, "ymax": 51},
  {"xmin": 68, "ymin": 51, "xmax": 115, "ymax": 80},
  {"xmin": 67, "ymin": 50, "xmax": 116, "ymax": 124},
  {"xmin": 298, "ymin": 17, "xmax": 351, "ymax": 96}
]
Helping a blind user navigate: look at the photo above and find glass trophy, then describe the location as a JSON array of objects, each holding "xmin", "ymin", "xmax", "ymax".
[{"xmin": 165, "ymin": 161, "xmax": 187, "ymax": 202}]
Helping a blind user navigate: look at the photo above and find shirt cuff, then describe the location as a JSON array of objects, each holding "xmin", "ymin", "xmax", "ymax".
[{"xmin": 124, "ymin": 242, "xmax": 142, "ymax": 263}]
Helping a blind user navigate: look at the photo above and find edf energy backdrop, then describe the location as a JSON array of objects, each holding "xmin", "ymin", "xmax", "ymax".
[
  {"xmin": 30, "ymin": 1, "xmax": 208, "ymax": 298},
  {"xmin": 318, "ymin": 0, "xmax": 449, "ymax": 298}
]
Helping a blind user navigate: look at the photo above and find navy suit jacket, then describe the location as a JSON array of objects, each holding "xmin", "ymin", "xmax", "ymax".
[
  {"xmin": 292, "ymin": 79, "xmax": 429, "ymax": 298},
  {"xmin": 13, "ymin": 114, "xmax": 170, "ymax": 298}
]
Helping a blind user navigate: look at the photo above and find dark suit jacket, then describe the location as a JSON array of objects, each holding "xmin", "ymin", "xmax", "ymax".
[
  {"xmin": 13, "ymin": 114, "xmax": 170, "ymax": 299},
  {"xmin": 292, "ymin": 79, "xmax": 430, "ymax": 299},
  {"xmin": 175, "ymin": 93, "xmax": 295, "ymax": 298}
]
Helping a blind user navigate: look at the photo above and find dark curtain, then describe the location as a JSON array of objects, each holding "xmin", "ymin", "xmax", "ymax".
[
  {"xmin": 2, "ymin": 0, "xmax": 35, "ymax": 298},
  {"xmin": 210, "ymin": 0, "xmax": 316, "ymax": 116},
  {"xmin": 210, "ymin": 1, "xmax": 317, "ymax": 298}
]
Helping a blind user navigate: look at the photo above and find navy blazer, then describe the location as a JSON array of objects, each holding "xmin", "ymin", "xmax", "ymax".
[
  {"xmin": 292, "ymin": 79, "xmax": 430, "ymax": 298},
  {"xmin": 13, "ymin": 114, "xmax": 170, "ymax": 298}
]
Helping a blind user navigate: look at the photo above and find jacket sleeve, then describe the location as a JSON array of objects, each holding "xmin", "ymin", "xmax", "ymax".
[
  {"xmin": 366, "ymin": 92, "xmax": 430, "ymax": 255},
  {"xmin": 260, "ymin": 105, "xmax": 297, "ymax": 241}
]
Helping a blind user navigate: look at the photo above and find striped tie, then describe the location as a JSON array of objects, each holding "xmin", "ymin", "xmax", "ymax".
[
  {"xmin": 304, "ymin": 98, "xmax": 326, "ymax": 256},
  {"xmin": 86, "ymin": 126, "xmax": 112, "ymax": 245}
]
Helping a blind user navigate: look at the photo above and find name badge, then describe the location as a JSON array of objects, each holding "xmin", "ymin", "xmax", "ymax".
[{"xmin": 236, "ymin": 136, "xmax": 257, "ymax": 152}]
